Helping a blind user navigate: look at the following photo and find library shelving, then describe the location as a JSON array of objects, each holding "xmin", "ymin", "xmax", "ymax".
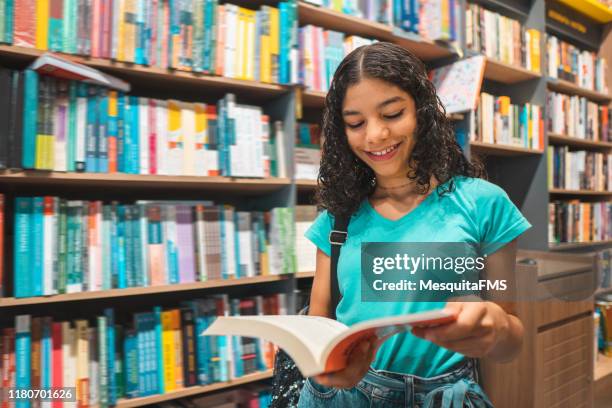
[
  {"xmin": 295, "ymin": 271, "xmax": 315, "ymax": 279},
  {"xmin": 548, "ymin": 133, "xmax": 612, "ymax": 150},
  {"xmin": 469, "ymin": 141, "xmax": 544, "ymax": 157},
  {"xmin": 114, "ymin": 370, "xmax": 274, "ymax": 408},
  {"xmin": 547, "ymin": 78, "xmax": 612, "ymax": 104},
  {"xmin": 483, "ymin": 58, "xmax": 542, "ymax": 84},
  {"xmin": 296, "ymin": 1, "xmax": 457, "ymax": 61},
  {"xmin": 0, "ymin": 45, "xmax": 288, "ymax": 103},
  {"xmin": 550, "ymin": 239, "xmax": 612, "ymax": 252},
  {"xmin": 549, "ymin": 189, "xmax": 612, "ymax": 197},
  {"xmin": 0, "ymin": 275, "xmax": 296, "ymax": 309}
]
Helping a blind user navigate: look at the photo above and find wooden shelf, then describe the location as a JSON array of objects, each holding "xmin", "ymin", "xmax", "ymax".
[
  {"xmin": 296, "ymin": 179, "xmax": 318, "ymax": 192},
  {"xmin": 556, "ymin": 0, "xmax": 612, "ymax": 24},
  {"xmin": 0, "ymin": 275, "xmax": 292, "ymax": 308},
  {"xmin": 296, "ymin": 271, "xmax": 315, "ymax": 279},
  {"xmin": 595, "ymin": 355, "xmax": 612, "ymax": 383},
  {"xmin": 548, "ymin": 133, "xmax": 612, "ymax": 150},
  {"xmin": 115, "ymin": 370, "xmax": 273, "ymax": 408},
  {"xmin": 469, "ymin": 141, "xmax": 544, "ymax": 157},
  {"xmin": 302, "ymin": 89, "xmax": 327, "ymax": 109},
  {"xmin": 297, "ymin": 2, "xmax": 456, "ymax": 61},
  {"xmin": 550, "ymin": 239, "xmax": 612, "ymax": 251},
  {"xmin": 0, "ymin": 45, "xmax": 287, "ymax": 101},
  {"xmin": 549, "ymin": 189, "xmax": 612, "ymax": 197},
  {"xmin": 484, "ymin": 58, "xmax": 541, "ymax": 84},
  {"xmin": 547, "ymin": 78, "xmax": 612, "ymax": 104},
  {"xmin": 0, "ymin": 170, "xmax": 291, "ymax": 193}
]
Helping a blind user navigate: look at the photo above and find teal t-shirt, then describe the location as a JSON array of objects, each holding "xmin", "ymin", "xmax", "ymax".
[{"xmin": 305, "ymin": 176, "xmax": 532, "ymax": 377}]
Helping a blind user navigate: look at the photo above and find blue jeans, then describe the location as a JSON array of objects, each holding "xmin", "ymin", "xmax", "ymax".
[{"xmin": 297, "ymin": 359, "xmax": 494, "ymax": 407}]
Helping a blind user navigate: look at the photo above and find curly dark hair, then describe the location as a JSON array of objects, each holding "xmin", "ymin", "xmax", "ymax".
[{"xmin": 315, "ymin": 42, "xmax": 484, "ymax": 217}]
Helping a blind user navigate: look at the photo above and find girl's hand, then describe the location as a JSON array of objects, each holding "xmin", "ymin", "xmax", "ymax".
[
  {"xmin": 313, "ymin": 337, "xmax": 379, "ymax": 389},
  {"xmin": 411, "ymin": 302, "xmax": 511, "ymax": 358}
]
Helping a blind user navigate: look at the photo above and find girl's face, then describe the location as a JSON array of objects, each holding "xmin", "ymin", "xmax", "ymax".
[{"xmin": 342, "ymin": 77, "xmax": 417, "ymax": 181}]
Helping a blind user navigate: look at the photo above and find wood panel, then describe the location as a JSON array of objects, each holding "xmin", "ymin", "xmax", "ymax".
[{"xmin": 536, "ymin": 315, "xmax": 594, "ymax": 408}]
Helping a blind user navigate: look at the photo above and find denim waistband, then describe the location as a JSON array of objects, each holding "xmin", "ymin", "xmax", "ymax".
[{"xmin": 361, "ymin": 358, "xmax": 477, "ymax": 392}]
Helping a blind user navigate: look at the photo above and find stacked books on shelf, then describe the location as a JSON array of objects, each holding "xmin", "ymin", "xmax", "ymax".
[
  {"xmin": 10, "ymin": 195, "xmax": 296, "ymax": 299},
  {"xmin": 472, "ymin": 92, "xmax": 544, "ymax": 150},
  {"xmin": 547, "ymin": 148, "xmax": 612, "ymax": 191},
  {"xmin": 304, "ymin": 0, "xmax": 461, "ymax": 42},
  {"xmin": 465, "ymin": 2, "xmax": 541, "ymax": 72},
  {"xmin": 294, "ymin": 122, "xmax": 322, "ymax": 181},
  {"xmin": 298, "ymin": 26, "xmax": 373, "ymax": 92},
  {"xmin": 0, "ymin": 294, "xmax": 287, "ymax": 405},
  {"xmin": 0, "ymin": 66, "xmax": 289, "ymax": 178},
  {"xmin": 547, "ymin": 92, "xmax": 610, "ymax": 141},
  {"xmin": 549, "ymin": 201, "xmax": 611, "ymax": 244},
  {"xmin": 7, "ymin": 1, "xmax": 299, "ymax": 84},
  {"xmin": 295, "ymin": 206, "xmax": 318, "ymax": 274},
  {"xmin": 546, "ymin": 34, "xmax": 608, "ymax": 93}
]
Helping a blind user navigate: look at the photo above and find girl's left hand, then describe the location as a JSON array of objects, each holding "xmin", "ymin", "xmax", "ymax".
[{"xmin": 411, "ymin": 301, "xmax": 511, "ymax": 358}]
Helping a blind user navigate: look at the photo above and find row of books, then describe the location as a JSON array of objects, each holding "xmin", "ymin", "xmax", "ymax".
[
  {"xmin": 11, "ymin": 196, "xmax": 296, "ymax": 299},
  {"xmin": 298, "ymin": 25, "xmax": 373, "ymax": 92},
  {"xmin": 465, "ymin": 3, "xmax": 541, "ymax": 73},
  {"xmin": 0, "ymin": 69, "xmax": 290, "ymax": 178},
  {"xmin": 471, "ymin": 92, "xmax": 544, "ymax": 150},
  {"xmin": 2, "ymin": 1, "xmax": 300, "ymax": 84},
  {"xmin": 304, "ymin": 0, "xmax": 461, "ymax": 42},
  {"xmin": 549, "ymin": 201, "xmax": 611, "ymax": 244},
  {"xmin": 547, "ymin": 92, "xmax": 611, "ymax": 142},
  {"xmin": 0, "ymin": 293, "xmax": 288, "ymax": 406},
  {"xmin": 547, "ymin": 147, "xmax": 612, "ymax": 192},
  {"xmin": 546, "ymin": 35, "xmax": 608, "ymax": 94}
]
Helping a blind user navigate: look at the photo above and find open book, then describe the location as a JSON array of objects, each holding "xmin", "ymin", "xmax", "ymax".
[{"xmin": 202, "ymin": 309, "xmax": 456, "ymax": 377}]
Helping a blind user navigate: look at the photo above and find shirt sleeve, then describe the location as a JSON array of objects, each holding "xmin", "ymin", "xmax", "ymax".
[
  {"xmin": 304, "ymin": 210, "xmax": 335, "ymax": 256},
  {"xmin": 474, "ymin": 181, "xmax": 532, "ymax": 255}
]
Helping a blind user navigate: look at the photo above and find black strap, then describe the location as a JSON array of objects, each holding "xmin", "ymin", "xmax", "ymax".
[{"xmin": 329, "ymin": 214, "xmax": 350, "ymax": 320}]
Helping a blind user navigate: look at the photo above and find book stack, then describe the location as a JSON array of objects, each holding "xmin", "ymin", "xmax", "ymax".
[
  {"xmin": 0, "ymin": 68, "xmax": 289, "ymax": 178},
  {"xmin": 7, "ymin": 1, "xmax": 299, "ymax": 84},
  {"xmin": 0, "ymin": 294, "xmax": 287, "ymax": 405},
  {"xmin": 546, "ymin": 34, "xmax": 608, "ymax": 93},
  {"xmin": 473, "ymin": 92, "xmax": 544, "ymax": 150},
  {"xmin": 547, "ymin": 92, "xmax": 610, "ymax": 141},
  {"xmin": 465, "ymin": 3, "xmax": 541, "ymax": 72},
  {"xmin": 294, "ymin": 122, "xmax": 322, "ymax": 181},
  {"xmin": 547, "ymin": 147, "xmax": 612, "ymax": 191},
  {"xmin": 299, "ymin": 26, "xmax": 373, "ymax": 92},
  {"xmin": 549, "ymin": 201, "xmax": 612, "ymax": 244},
  {"xmin": 11, "ymin": 196, "xmax": 297, "ymax": 299}
]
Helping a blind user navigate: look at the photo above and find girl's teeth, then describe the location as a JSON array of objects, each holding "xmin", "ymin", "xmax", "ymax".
[{"xmin": 371, "ymin": 145, "xmax": 397, "ymax": 156}]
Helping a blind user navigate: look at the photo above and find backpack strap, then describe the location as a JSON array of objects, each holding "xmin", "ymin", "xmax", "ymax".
[{"xmin": 329, "ymin": 214, "xmax": 350, "ymax": 320}]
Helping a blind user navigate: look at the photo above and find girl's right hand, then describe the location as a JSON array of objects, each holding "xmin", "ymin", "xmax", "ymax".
[{"xmin": 312, "ymin": 337, "xmax": 378, "ymax": 389}]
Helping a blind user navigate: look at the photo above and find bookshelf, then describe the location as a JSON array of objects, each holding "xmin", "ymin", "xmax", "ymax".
[
  {"xmin": 0, "ymin": 0, "xmax": 609, "ymax": 406},
  {"xmin": 469, "ymin": 141, "xmax": 544, "ymax": 157},
  {"xmin": 548, "ymin": 133, "xmax": 612, "ymax": 150},
  {"xmin": 114, "ymin": 370, "xmax": 274, "ymax": 408},
  {"xmin": 483, "ymin": 58, "xmax": 542, "ymax": 84},
  {"xmin": 0, "ymin": 275, "xmax": 295, "ymax": 309}
]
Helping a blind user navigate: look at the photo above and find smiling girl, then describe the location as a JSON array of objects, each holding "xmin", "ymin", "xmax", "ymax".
[{"xmin": 298, "ymin": 42, "xmax": 531, "ymax": 407}]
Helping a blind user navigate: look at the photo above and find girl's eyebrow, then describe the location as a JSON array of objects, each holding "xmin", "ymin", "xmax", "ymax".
[{"xmin": 342, "ymin": 96, "xmax": 406, "ymax": 116}]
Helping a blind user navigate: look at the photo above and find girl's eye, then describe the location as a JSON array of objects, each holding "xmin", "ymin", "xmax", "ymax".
[
  {"xmin": 346, "ymin": 121, "xmax": 364, "ymax": 129},
  {"xmin": 383, "ymin": 110, "xmax": 404, "ymax": 120}
]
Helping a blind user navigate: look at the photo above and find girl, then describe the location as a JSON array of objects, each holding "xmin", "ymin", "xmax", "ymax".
[{"xmin": 298, "ymin": 42, "xmax": 530, "ymax": 407}]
